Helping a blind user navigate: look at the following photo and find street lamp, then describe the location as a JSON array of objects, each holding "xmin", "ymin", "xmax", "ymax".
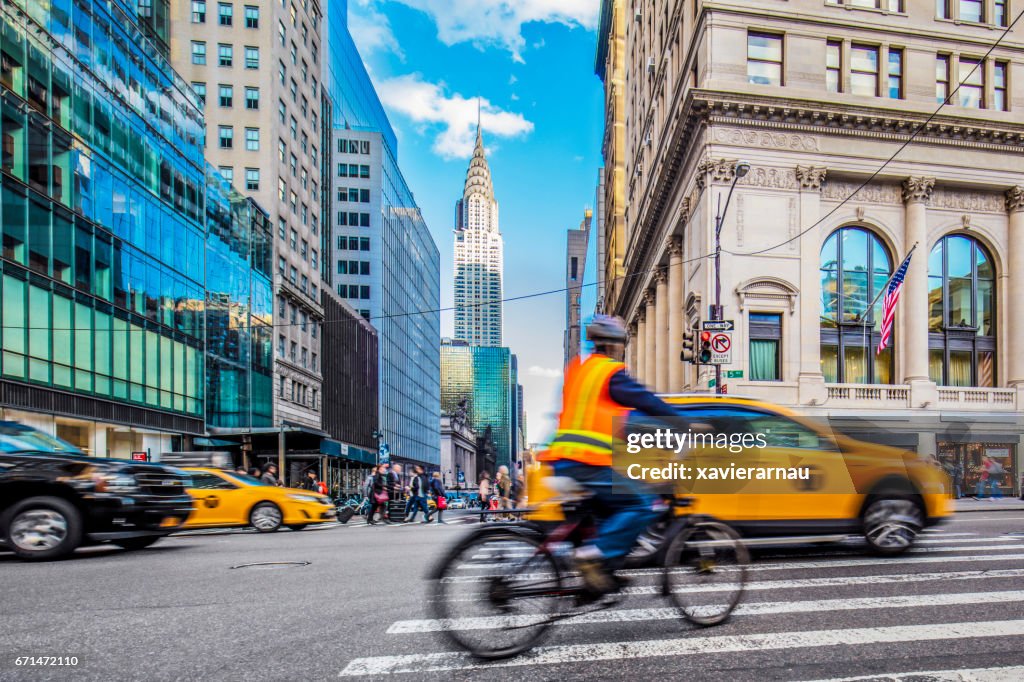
[{"xmin": 713, "ymin": 161, "xmax": 750, "ymax": 395}]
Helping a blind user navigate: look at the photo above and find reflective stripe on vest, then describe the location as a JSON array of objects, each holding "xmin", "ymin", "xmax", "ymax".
[{"xmin": 550, "ymin": 430, "xmax": 614, "ymax": 453}]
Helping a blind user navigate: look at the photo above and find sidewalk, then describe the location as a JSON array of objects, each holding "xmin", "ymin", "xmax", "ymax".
[{"xmin": 954, "ymin": 496, "xmax": 1024, "ymax": 512}]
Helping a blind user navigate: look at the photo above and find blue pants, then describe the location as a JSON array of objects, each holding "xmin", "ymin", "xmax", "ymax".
[
  {"xmin": 550, "ymin": 459, "xmax": 660, "ymax": 565},
  {"xmin": 407, "ymin": 495, "xmax": 430, "ymax": 521}
]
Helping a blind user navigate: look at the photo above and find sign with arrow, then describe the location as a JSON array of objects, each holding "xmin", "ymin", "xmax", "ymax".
[
  {"xmin": 709, "ymin": 332, "xmax": 732, "ymax": 364},
  {"xmin": 701, "ymin": 320, "xmax": 735, "ymax": 332}
]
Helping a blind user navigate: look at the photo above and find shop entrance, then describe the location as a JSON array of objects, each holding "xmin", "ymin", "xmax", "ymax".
[{"xmin": 937, "ymin": 441, "xmax": 1017, "ymax": 498}]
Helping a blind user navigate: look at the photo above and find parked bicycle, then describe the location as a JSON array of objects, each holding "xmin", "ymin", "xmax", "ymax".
[{"xmin": 430, "ymin": 477, "xmax": 749, "ymax": 659}]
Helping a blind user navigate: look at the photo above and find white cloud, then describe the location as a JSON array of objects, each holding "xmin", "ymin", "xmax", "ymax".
[
  {"xmin": 508, "ymin": 74, "xmax": 518, "ymax": 85},
  {"xmin": 389, "ymin": 0, "xmax": 599, "ymax": 61},
  {"xmin": 348, "ymin": 0, "xmax": 404, "ymax": 58},
  {"xmin": 377, "ymin": 74, "xmax": 534, "ymax": 159},
  {"xmin": 528, "ymin": 366, "xmax": 562, "ymax": 379}
]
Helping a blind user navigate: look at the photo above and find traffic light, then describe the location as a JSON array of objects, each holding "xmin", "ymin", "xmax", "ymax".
[
  {"xmin": 699, "ymin": 331, "xmax": 713, "ymax": 364},
  {"xmin": 681, "ymin": 328, "xmax": 696, "ymax": 363}
]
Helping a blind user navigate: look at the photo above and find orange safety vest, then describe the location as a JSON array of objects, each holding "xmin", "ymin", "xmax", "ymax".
[{"xmin": 539, "ymin": 354, "xmax": 626, "ymax": 467}]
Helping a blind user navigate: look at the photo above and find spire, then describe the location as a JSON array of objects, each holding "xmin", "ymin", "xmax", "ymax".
[
  {"xmin": 464, "ymin": 96, "xmax": 492, "ymax": 201},
  {"xmin": 475, "ymin": 96, "xmax": 483, "ymax": 147}
]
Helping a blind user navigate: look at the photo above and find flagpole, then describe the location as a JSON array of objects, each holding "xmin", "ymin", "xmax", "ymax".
[{"xmin": 857, "ymin": 242, "xmax": 918, "ymax": 363}]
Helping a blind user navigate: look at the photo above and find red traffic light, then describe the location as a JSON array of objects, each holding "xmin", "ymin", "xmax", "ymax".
[{"xmin": 700, "ymin": 331, "xmax": 712, "ymax": 343}]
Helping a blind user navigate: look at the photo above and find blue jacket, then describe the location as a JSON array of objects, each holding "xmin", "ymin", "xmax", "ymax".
[{"xmin": 607, "ymin": 370, "xmax": 679, "ymax": 417}]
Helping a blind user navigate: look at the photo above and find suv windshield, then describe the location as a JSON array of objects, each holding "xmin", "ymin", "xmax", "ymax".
[{"xmin": 0, "ymin": 424, "xmax": 84, "ymax": 454}]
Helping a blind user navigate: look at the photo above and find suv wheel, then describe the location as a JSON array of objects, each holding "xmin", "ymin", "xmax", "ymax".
[
  {"xmin": 113, "ymin": 536, "xmax": 161, "ymax": 551},
  {"xmin": 250, "ymin": 502, "xmax": 283, "ymax": 532},
  {"xmin": 2, "ymin": 496, "xmax": 83, "ymax": 561},
  {"xmin": 862, "ymin": 496, "xmax": 923, "ymax": 556}
]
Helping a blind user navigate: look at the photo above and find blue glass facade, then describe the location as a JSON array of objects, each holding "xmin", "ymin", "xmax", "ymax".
[
  {"xmin": 0, "ymin": 0, "xmax": 271, "ymax": 436},
  {"xmin": 323, "ymin": 2, "xmax": 441, "ymax": 465}
]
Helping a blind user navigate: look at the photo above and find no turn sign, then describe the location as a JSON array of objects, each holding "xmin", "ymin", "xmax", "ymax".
[{"xmin": 710, "ymin": 332, "xmax": 732, "ymax": 364}]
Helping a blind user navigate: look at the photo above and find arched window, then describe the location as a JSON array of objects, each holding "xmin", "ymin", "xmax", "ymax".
[
  {"xmin": 927, "ymin": 235, "xmax": 996, "ymax": 387},
  {"xmin": 820, "ymin": 227, "xmax": 893, "ymax": 384}
]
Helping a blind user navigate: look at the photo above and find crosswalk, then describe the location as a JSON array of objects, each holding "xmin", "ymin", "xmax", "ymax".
[{"xmin": 340, "ymin": 526, "xmax": 1024, "ymax": 679}]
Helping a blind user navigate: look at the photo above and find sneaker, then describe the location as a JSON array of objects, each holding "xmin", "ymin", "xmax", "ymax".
[{"xmin": 576, "ymin": 558, "xmax": 618, "ymax": 596}]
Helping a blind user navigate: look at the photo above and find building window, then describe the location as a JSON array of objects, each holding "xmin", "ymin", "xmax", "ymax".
[
  {"xmin": 994, "ymin": 61, "xmax": 1008, "ymax": 111},
  {"xmin": 245, "ymin": 46, "xmax": 259, "ymax": 69},
  {"xmin": 995, "ymin": 0, "xmax": 1008, "ymax": 26},
  {"xmin": 218, "ymin": 84, "xmax": 233, "ymax": 108},
  {"xmin": 218, "ymin": 44, "xmax": 232, "ymax": 67},
  {"xmin": 960, "ymin": 0, "xmax": 983, "ymax": 22},
  {"xmin": 278, "ymin": 218, "xmax": 286, "ymax": 239},
  {"xmin": 244, "ymin": 5, "xmax": 259, "ymax": 27},
  {"xmin": 360, "ymin": 165, "xmax": 370, "ymax": 178},
  {"xmin": 337, "ymin": 261, "xmax": 347, "ymax": 274},
  {"xmin": 191, "ymin": 82, "xmax": 206, "ymax": 103},
  {"xmin": 958, "ymin": 57, "xmax": 984, "ymax": 108},
  {"xmin": 360, "ymin": 237, "xmax": 370, "ymax": 251},
  {"xmin": 290, "ymin": 229, "xmax": 297, "ymax": 250},
  {"xmin": 937, "ymin": 0, "xmax": 951, "ymax": 18},
  {"xmin": 218, "ymin": 2, "xmax": 232, "ymax": 25},
  {"xmin": 245, "ymin": 127, "xmax": 260, "ymax": 151},
  {"xmin": 820, "ymin": 226, "xmax": 894, "ymax": 384},
  {"xmin": 850, "ymin": 44, "xmax": 879, "ymax": 96},
  {"xmin": 360, "ymin": 285, "xmax": 370, "ymax": 300},
  {"xmin": 570, "ymin": 257, "xmax": 578, "ymax": 280},
  {"xmin": 887, "ymin": 48, "xmax": 903, "ymax": 98},
  {"xmin": 936, "ymin": 54, "xmax": 951, "ymax": 103},
  {"xmin": 747, "ymin": 32, "xmax": 783, "ymax": 86},
  {"xmin": 278, "ymin": 256, "xmax": 285, "ymax": 273},
  {"xmin": 749, "ymin": 313, "xmax": 782, "ymax": 381},
  {"xmin": 360, "ymin": 140, "xmax": 370, "ymax": 154},
  {"xmin": 245, "ymin": 87, "xmax": 259, "ymax": 109},
  {"xmin": 289, "ymin": 341, "xmax": 297, "ymax": 362},
  {"xmin": 360, "ymin": 213, "xmax": 370, "ymax": 227},
  {"xmin": 192, "ymin": 1, "xmax": 206, "ymax": 23},
  {"xmin": 191, "ymin": 41, "xmax": 207, "ymax": 65},
  {"xmin": 218, "ymin": 126, "xmax": 233, "ymax": 148},
  {"xmin": 219, "ymin": 166, "xmax": 233, "ymax": 182},
  {"xmin": 829, "ymin": 0, "xmax": 902, "ymax": 8},
  {"xmin": 826, "ymin": 41, "xmax": 842, "ymax": 93},
  {"xmin": 928, "ymin": 235, "xmax": 996, "ymax": 387},
  {"xmin": 245, "ymin": 168, "xmax": 259, "ymax": 191}
]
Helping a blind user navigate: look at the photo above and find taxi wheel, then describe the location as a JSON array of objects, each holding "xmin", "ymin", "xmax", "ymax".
[
  {"xmin": 861, "ymin": 495, "xmax": 923, "ymax": 556},
  {"xmin": 250, "ymin": 502, "xmax": 283, "ymax": 533}
]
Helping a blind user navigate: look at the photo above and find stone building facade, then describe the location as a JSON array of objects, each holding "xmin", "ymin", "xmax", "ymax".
[{"xmin": 597, "ymin": 0, "xmax": 1024, "ymax": 494}]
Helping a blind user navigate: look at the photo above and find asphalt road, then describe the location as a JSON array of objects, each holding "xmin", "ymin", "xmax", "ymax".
[{"xmin": 3, "ymin": 510, "xmax": 1024, "ymax": 681}]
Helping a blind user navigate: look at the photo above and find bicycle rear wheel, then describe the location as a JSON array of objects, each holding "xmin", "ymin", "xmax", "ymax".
[
  {"xmin": 431, "ymin": 529, "xmax": 566, "ymax": 659},
  {"xmin": 663, "ymin": 520, "xmax": 748, "ymax": 626}
]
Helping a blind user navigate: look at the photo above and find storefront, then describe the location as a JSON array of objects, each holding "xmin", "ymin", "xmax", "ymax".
[{"xmin": 938, "ymin": 441, "xmax": 1018, "ymax": 499}]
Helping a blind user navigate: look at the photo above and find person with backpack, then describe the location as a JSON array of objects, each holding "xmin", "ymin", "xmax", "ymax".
[
  {"xmin": 427, "ymin": 472, "xmax": 447, "ymax": 524},
  {"xmin": 405, "ymin": 465, "xmax": 431, "ymax": 523}
]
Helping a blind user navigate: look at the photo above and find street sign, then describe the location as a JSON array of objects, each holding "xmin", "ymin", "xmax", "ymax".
[
  {"xmin": 457, "ymin": 470, "xmax": 465, "ymax": 483},
  {"xmin": 701, "ymin": 320, "xmax": 734, "ymax": 332},
  {"xmin": 725, "ymin": 370, "xmax": 743, "ymax": 378},
  {"xmin": 709, "ymin": 332, "xmax": 732, "ymax": 364},
  {"xmin": 378, "ymin": 443, "xmax": 390, "ymax": 464},
  {"xmin": 131, "ymin": 452, "xmax": 148, "ymax": 462}
]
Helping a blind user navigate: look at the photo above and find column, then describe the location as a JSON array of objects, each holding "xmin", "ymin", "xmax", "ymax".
[
  {"xmin": 1006, "ymin": 186, "xmax": 1024, "ymax": 387},
  {"xmin": 667, "ymin": 236, "xmax": 685, "ymax": 392},
  {"xmin": 655, "ymin": 268, "xmax": 670, "ymax": 393},
  {"xmin": 635, "ymin": 309, "xmax": 647, "ymax": 383},
  {"xmin": 795, "ymin": 166, "xmax": 828, "ymax": 404},
  {"xmin": 901, "ymin": 177, "xmax": 935, "ymax": 386},
  {"xmin": 644, "ymin": 291, "xmax": 657, "ymax": 388}
]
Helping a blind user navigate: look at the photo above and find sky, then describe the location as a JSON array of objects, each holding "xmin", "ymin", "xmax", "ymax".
[{"xmin": 347, "ymin": 0, "xmax": 605, "ymax": 443}]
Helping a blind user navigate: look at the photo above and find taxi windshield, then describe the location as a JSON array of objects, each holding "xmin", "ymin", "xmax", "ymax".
[{"xmin": 223, "ymin": 472, "xmax": 267, "ymax": 486}]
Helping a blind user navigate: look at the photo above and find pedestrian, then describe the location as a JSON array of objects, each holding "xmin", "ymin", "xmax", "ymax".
[
  {"xmin": 248, "ymin": 467, "xmax": 261, "ymax": 478},
  {"xmin": 428, "ymin": 471, "xmax": 447, "ymax": 524},
  {"xmin": 366, "ymin": 465, "xmax": 388, "ymax": 525},
  {"xmin": 496, "ymin": 465, "xmax": 512, "ymax": 520},
  {"xmin": 302, "ymin": 470, "xmax": 319, "ymax": 492},
  {"xmin": 478, "ymin": 471, "xmax": 491, "ymax": 523},
  {"xmin": 260, "ymin": 464, "xmax": 280, "ymax": 486},
  {"xmin": 387, "ymin": 463, "xmax": 404, "ymax": 523},
  {"xmin": 405, "ymin": 465, "xmax": 431, "ymax": 523}
]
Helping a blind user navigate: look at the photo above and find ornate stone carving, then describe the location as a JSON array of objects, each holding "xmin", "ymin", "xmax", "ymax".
[
  {"xmin": 666, "ymin": 235, "xmax": 683, "ymax": 258},
  {"xmin": 737, "ymin": 166, "xmax": 797, "ymax": 190},
  {"xmin": 643, "ymin": 290, "xmax": 656, "ymax": 308},
  {"xmin": 712, "ymin": 127, "xmax": 820, "ymax": 152},
  {"xmin": 822, "ymin": 182, "xmax": 902, "ymax": 205},
  {"xmin": 931, "ymin": 189, "xmax": 1005, "ymax": 213},
  {"xmin": 902, "ymin": 177, "xmax": 935, "ymax": 204},
  {"xmin": 856, "ymin": 207, "xmax": 865, "ymax": 221},
  {"xmin": 697, "ymin": 157, "xmax": 740, "ymax": 188},
  {"xmin": 1005, "ymin": 186, "xmax": 1024, "ymax": 213},
  {"xmin": 962, "ymin": 214, "xmax": 971, "ymax": 229},
  {"xmin": 653, "ymin": 268, "xmax": 668, "ymax": 285},
  {"xmin": 735, "ymin": 277, "xmax": 799, "ymax": 314},
  {"xmin": 795, "ymin": 165, "xmax": 827, "ymax": 190}
]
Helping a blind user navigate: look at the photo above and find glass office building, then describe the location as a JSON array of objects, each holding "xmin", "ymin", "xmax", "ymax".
[
  {"xmin": 323, "ymin": 0, "xmax": 441, "ymax": 465},
  {"xmin": 440, "ymin": 341, "xmax": 518, "ymax": 470},
  {"xmin": 205, "ymin": 169, "xmax": 274, "ymax": 430},
  {"xmin": 0, "ymin": 0, "xmax": 270, "ymax": 455}
]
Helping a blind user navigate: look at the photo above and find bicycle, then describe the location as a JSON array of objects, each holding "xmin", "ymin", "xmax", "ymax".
[{"xmin": 430, "ymin": 476, "xmax": 749, "ymax": 659}]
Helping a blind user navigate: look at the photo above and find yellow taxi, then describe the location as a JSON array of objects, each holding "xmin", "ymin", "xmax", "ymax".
[
  {"xmin": 181, "ymin": 468, "xmax": 337, "ymax": 532},
  {"xmin": 529, "ymin": 395, "xmax": 951, "ymax": 555}
]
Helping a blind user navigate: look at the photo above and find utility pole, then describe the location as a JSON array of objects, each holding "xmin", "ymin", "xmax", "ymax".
[{"xmin": 712, "ymin": 161, "xmax": 750, "ymax": 395}]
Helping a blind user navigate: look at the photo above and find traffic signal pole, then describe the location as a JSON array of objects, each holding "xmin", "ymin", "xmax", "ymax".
[{"xmin": 712, "ymin": 162, "xmax": 749, "ymax": 395}]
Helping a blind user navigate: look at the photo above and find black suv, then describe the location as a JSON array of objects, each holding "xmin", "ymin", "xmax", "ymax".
[{"xmin": 0, "ymin": 422, "xmax": 194, "ymax": 560}]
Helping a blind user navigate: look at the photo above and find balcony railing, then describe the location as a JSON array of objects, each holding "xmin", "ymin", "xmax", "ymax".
[
  {"xmin": 937, "ymin": 387, "xmax": 1016, "ymax": 408},
  {"xmin": 826, "ymin": 384, "xmax": 910, "ymax": 404}
]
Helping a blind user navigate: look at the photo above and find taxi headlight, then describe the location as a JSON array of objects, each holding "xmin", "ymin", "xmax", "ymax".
[{"xmin": 287, "ymin": 494, "xmax": 320, "ymax": 503}]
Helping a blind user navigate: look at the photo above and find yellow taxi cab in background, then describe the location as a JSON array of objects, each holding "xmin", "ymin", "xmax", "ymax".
[
  {"xmin": 528, "ymin": 395, "xmax": 951, "ymax": 556},
  {"xmin": 181, "ymin": 468, "xmax": 337, "ymax": 532}
]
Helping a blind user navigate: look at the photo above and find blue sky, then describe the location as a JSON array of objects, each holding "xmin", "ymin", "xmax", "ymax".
[{"xmin": 348, "ymin": 0, "xmax": 604, "ymax": 442}]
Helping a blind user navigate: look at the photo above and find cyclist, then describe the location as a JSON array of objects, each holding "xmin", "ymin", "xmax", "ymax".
[{"xmin": 538, "ymin": 314, "xmax": 680, "ymax": 598}]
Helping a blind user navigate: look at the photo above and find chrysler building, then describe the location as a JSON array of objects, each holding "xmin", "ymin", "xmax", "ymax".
[{"xmin": 454, "ymin": 113, "xmax": 503, "ymax": 346}]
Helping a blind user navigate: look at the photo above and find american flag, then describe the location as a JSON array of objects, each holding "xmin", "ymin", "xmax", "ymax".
[{"xmin": 877, "ymin": 248, "xmax": 915, "ymax": 355}]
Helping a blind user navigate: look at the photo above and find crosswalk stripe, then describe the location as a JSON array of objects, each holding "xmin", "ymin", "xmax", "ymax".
[
  {"xmin": 340, "ymin": 618, "xmax": 1024, "ymax": 675},
  {"xmin": 388, "ymin": 589, "xmax": 1024, "ymax": 634},
  {"xmin": 808, "ymin": 665, "xmax": 1024, "ymax": 681}
]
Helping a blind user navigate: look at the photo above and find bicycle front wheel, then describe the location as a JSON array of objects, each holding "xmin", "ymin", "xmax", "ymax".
[
  {"xmin": 431, "ymin": 529, "xmax": 566, "ymax": 659},
  {"xmin": 663, "ymin": 520, "xmax": 748, "ymax": 626}
]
